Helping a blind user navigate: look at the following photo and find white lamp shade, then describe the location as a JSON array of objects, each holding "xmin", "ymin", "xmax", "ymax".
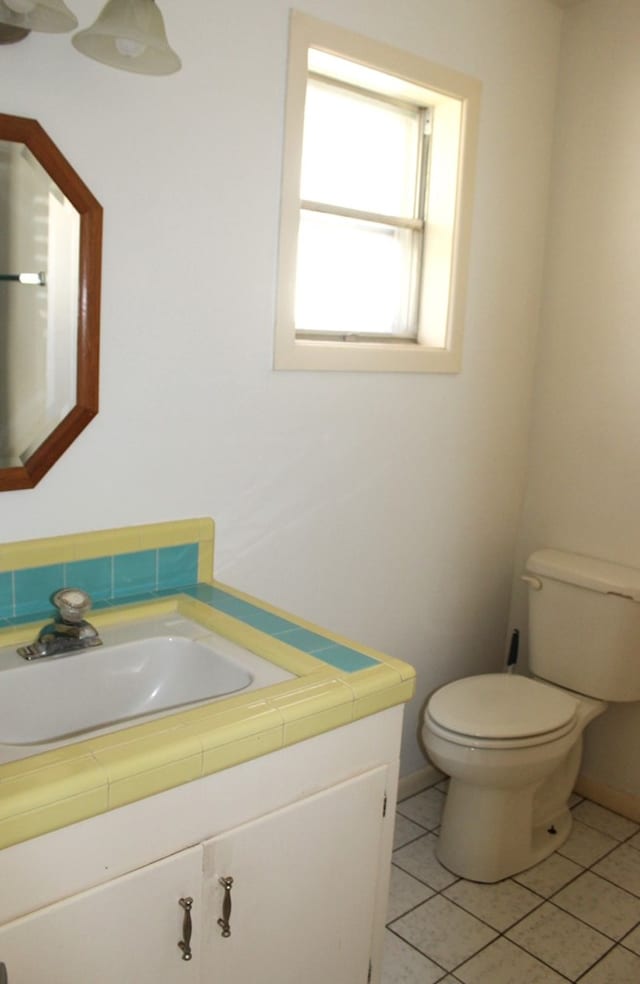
[
  {"xmin": 0, "ymin": 0, "xmax": 78, "ymax": 33},
  {"xmin": 72, "ymin": 0, "xmax": 181, "ymax": 75}
]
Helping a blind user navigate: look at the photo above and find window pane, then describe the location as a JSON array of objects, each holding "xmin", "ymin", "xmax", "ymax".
[
  {"xmin": 295, "ymin": 210, "xmax": 418, "ymax": 336},
  {"xmin": 300, "ymin": 79, "xmax": 420, "ymax": 218}
]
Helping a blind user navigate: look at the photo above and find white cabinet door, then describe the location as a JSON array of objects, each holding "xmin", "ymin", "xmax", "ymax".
[
  {"xmin": 0, "ymin": 845, "xmax": 202, "ymax": 984},
  {"xmin": 201, "ymin": 766, "xmax": 388, "ymax": 984}
]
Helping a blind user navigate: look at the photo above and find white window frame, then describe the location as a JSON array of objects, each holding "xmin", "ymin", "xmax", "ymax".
[{"xmin": 274, "ymin": 11, "xmax": 481, "ymax": 374}]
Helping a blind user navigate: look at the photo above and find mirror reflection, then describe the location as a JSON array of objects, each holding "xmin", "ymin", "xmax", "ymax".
[
  {"xmin": 0, "ymin": 114, "xmax": 102, "ymax": 491},
  {"xmin": 0, "ymin": 140, "xmax": 80, "ymax": 468}
]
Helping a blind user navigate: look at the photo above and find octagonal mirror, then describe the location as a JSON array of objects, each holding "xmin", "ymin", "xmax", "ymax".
[{"xmin": 0, "ymin": 113, "xmax": 102, "ymax": 491}]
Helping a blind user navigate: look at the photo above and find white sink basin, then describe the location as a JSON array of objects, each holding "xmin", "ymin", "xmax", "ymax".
[{"xmin": 0, "ymin": 613, "xmax": 292, "ymax": 758}]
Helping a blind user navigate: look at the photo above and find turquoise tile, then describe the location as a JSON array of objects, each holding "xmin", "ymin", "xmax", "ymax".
[
  {"xmin": 184, "ymin": 585, "xmax": 258, "ymax": 619},
  {"xmin": 8, "ymin": 607, "xmax": 55, "ymax": 628},
  {"xmin": 183, "ymin": 583, "xmax": 217, "ymax": 605},
  {"xmin": 113, "ymin": 550, "xmax": 156, "ymax": 598},
  {"xmin": 275, "ymin": 627, "xmax": 336, "ymax": 653},
  {"xmin": 153, "ymin": 585, "xmax": 196, "ymax": 599},
  {"xmin": 237, "ymin": 607, "xmax": 295, "ymax": 635},
  {"xmin": 183, "ymin": 585, "xmax": 294, "ymax": 634},
  {"xmin": 109, "ymin": 590, "xmax": 157, "ymax": 607},
  {"xmin": 14, "ymin": 564, "xmax": 64, "ymax": 617},
  {"xmin": 212, "ymin": 595, "xmax": 261, "ymax": 619},
  {"xmin": 312, "ymin": 644, "xmax": 378, "ymax": 672},
  {"xmin": 64, "ymin": 557, "xmax": 112, "ymax": 601},
  {"xmin": 90, "ymin": 598, "xmax": 118, "ymax": 611},
  {"xmin": 0, "ymin": 572, "xmax": 13, "ymax": 619},
  {"xmin": 157, "ymin": 544, "xmax": 198, "ymax": 590}
]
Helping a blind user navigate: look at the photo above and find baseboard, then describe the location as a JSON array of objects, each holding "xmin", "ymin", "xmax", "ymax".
[
  {"xmin": 575, "ymin": 774, "xmax": 640, "ymax": 823},
  {"xmin": 397, "ymin": 765, "xmax": 444, "ymax": 802}
]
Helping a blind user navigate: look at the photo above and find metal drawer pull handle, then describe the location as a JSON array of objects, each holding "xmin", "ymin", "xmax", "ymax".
[
  {"xmin": 218, "ymin": 877, "xmax": 234, "ymax": 937},
  {"xmin": 178, "ymin": 896, "xmax": 194, "ymax": 961}
]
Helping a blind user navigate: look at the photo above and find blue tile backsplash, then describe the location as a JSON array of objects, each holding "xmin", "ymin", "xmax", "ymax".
[
  {"xmin": 114, "ymin": 550, "xmax": 157, "ymax": 597},
  {"xmin": 0, "ymin": 572, "xmax": 12, "ymax": 621},
  {"xmin": 64, "ymin": 557, "xmax": 112, "ymax": 602},
  {"xmin": 14, "ymin": 564, "xmax": 65, "ymax": 619},
  {"xmin": 0, "ymin": 544, "xmax": 199, "ymax": 622},
  {"xmin": 0, "ymin": 542, "xmax": 376, "ymax": 673},
  {"xmin": 183, "ymin": 584, "xmax": 378, "ymax": 672},
  {"xmin": 157, "ymin": 544, "xmax": 199, "ymax": 590}
]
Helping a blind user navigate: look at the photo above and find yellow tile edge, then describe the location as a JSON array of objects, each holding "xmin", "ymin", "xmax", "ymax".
[
  {"xmin": 175, "ymin": 596, "xmax": 321, "ymax": 676},
  {"xmin": 0, "ymin": 569, "xmax": 415, "ymax": 851},
  {"xmin": 0, "ymin": 788, "xmax": 109, "ymax": 850},
  {"xmin": 0, "ymin": 518, "xmax": 214, "ymax": 572},
  {"xmin": 209, "ymin": 578, "xmax": 415, "ymax": 681}
]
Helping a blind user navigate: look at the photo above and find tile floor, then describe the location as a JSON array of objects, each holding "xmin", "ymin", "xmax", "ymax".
[{"xmin": 383, "ymin": 779, "xmax": 640, "ymax": 983}]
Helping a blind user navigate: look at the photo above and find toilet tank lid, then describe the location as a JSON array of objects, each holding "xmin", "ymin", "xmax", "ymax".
[{"xmin": 527, "ymin": 549, "xmax": 640, "ymax": 602}]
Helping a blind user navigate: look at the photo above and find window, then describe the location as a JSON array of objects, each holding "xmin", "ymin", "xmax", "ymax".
[{"xmin": 275, "ymin": 12, "xmax": 481, "ymax": 373}]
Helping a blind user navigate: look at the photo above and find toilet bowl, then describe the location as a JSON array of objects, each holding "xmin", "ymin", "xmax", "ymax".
[
  {"xmin": 422, "ymin": 673, "xmax": 606, "ymax": 882},
  {"xmin": 420, "ymin": 549, "xmax": 640, "ymax": 882}
]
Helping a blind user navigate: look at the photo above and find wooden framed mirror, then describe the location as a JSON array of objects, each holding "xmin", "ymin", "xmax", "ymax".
[{"xmin": 0, "ymin": 113, "xmax": 102, "ymax": 491}]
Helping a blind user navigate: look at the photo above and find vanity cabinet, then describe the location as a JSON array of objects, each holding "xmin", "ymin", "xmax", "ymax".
[
  {"xmin": 0, "ymin": 847, "xmax": 204, "ymax": 982},
  {"xmin": 0, "ymin": 710, "xmax": 400, "ymax": 984},
  {"xmin": 200, "ymin": 766, "xmax": 387, "ymax": 984}
]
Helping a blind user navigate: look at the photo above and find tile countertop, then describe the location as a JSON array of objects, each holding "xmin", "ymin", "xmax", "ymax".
[{"xmin": 0, "ymin": 581, "xmax": 415, "ymax": 852}]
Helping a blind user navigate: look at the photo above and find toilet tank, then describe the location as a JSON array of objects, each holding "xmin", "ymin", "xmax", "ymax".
[{"xmin": 525, "ymin": 549, "xmax": 640, "ymax": 702}]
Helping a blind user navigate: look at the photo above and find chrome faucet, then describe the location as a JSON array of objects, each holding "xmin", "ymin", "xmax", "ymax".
[{"xmin": 18, "ymin": 588, "xmax": 103, "ymax": 660}]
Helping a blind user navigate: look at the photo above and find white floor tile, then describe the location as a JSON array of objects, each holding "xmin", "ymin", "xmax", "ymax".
[
  {"xmin": 514, "ymin": 851, "xmax": 583, "ymax": 897},
  {"xmin": 506, "ymin": 901, "xmax": 612, "ymax": 979},
  {"xmin": 393, "ymin": 813, "xmax": 427, "ymax": 850},
  {"xmin": 557, "ymin": 819, "xmax": 618, "ymax": 867},
  {"xmin": 593, "ymin": 843, "xmax": 640, "ymax": 897},
  {"xmin": 454, "ymin": 936, "xmax": 567, "ymax": 984},
  {"xmin": 393, "ymin": 832, "xmax": 459, "ymax": 891},
  {"xmin": 387, "ymin": 865, "xmax": 435, "ymax": 922},
  {"xmin": 578, "ymin": 945, "xmax": 640, "ymax": 983},
  {"xmin": 397, "ymin": 788, "xmax": 446, "ymax": 830},
  {"xmin": 381, "ymin": 929, "xmax": 448, "ymax": 984},
  {"xmin": 628, "ymin": 830, "xmax": 640, "ymax": 852},
  {"xmin": 571, "ymin": 800, "xmax": 640, "ymax": 842},
  {"xmin": 443, "ymin": 877, "xmax": 542, "ymax": 932},
  {"xmin": 391, "ymin": 895, "xmax": 497, "ymax": 972},
  {"xmin": 621, "ymin": 923, "xmax": 640, "ymax": 955},
  {"xmin": 383, "ymin": 798, "xmax": 640, "ymax": 984},
  {"xmin": 552, "ymin": 870, "xmax": 640, "ymax": 940}
]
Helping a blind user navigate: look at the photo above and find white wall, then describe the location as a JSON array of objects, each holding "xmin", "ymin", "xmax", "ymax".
[
  {"xmin": 0, "ymin": 0, "xmax": 562, "ymax": 776},
  {"xmin": 510, "ymin": 0, "xmax": 640, "ymax": 796}
]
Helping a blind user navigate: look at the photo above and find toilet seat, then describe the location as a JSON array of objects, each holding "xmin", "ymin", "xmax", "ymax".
[{"xmin": 426, "ymin": 674, "xmax": 579, "ymax": 749}]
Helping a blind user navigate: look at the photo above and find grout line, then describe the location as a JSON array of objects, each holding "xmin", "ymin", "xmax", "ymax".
[
  {"xmin": 385, "ymin": 924, "xmax": 451, "ymax": 979},
  {"xmin": 386, "ymin": 794, "xmax": 640, "ymax": 982}
]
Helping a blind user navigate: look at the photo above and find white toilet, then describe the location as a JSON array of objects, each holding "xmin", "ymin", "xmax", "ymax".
[{"xmin": 422, "ymin": 549, "xmax": 640, "ymax": 883}]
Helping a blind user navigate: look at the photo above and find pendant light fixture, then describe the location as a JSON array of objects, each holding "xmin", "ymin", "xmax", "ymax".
[
  {"xmin": 0, "ymin": 0, "xmax": 78, "ymax": 34},
  {"xmin": 72, "ymin": 0, "xmax": 181, "ymax": 76}
]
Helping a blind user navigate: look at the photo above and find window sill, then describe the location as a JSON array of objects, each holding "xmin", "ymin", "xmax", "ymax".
[{"xmin": 273, "ymin": 336, "xmax": 462, "ymax": 373}]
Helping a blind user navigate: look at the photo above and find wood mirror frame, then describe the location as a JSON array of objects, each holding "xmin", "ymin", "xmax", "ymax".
[{"xmin": 0, "ymin": 113, "xmax": 102, "ymax": 491}]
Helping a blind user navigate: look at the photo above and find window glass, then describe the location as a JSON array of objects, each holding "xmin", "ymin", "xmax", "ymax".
[
  {"xmin": 300, "ymin": 78, "xmax": 421, "ymax": 219},
  {"xmin": 295, "ymin": 210, "xmax": 418, "ymax": 336}
]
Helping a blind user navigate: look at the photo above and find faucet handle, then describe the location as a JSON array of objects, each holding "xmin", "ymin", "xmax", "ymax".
[{"xmin": 53, "ymin": 588, "xmax": 93, "ymax": 623}]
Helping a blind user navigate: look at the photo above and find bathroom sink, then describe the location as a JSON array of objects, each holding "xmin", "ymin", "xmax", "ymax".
[{"xmin": 0, "ymin": 613, "xmax": 292, "ymax": 752}]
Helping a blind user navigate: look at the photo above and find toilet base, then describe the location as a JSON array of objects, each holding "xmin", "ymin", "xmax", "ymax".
[{"xmin": 435, "ymin": 778, "xmax": 573, "ymax": 883}]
